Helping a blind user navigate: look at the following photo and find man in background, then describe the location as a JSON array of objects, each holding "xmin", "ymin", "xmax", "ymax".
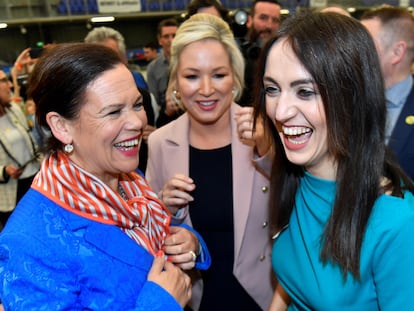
[
  {"xmin": 146, "ymin": 18, "xmax": 181, "ymax": 127},
  {"xmin": 238, "ymin": 0, "xmax": 281, "ymax": 106},
  {"xmin": 85, "ymin": 26, "xmax": 148, "ymax": 90},
  {"xmin": 143, "ymin": 41, "xmax": 159, "ymax": 63},
  {"xmin": 361, "ymin": 6, "xmax": 414, "ymax": 183}
]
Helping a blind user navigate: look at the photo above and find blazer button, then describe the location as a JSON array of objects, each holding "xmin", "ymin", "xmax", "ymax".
[
  {"xmin": 262, "ymin": 221, "xmax": 268, "ymax": 228},
  {"xmin": 259, "ymin": 255, "xmax": 266, "ymax": 261},
  {"xmin": 261, "ymin": 186, "xmax": 268, "ymax": 193}
]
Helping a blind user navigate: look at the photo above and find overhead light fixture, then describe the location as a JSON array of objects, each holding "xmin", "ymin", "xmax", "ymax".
[
  {"xmin": 0, "ymin": 23, "xmax": 8, "ymax": 29},
  {"xmin": 90, "ymin": 16, "xmax": 115, "ymax": 23}
]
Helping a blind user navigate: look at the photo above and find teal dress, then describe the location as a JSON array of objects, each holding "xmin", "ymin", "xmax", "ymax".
[{"xmin": 272, "ymin": 172, "xmax": 414, "ymax": 310}]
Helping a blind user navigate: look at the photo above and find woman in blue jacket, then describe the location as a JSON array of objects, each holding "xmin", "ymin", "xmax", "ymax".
[{"xmin": 0, "ymin": 43, "xmax": 210, "ymax": 310}]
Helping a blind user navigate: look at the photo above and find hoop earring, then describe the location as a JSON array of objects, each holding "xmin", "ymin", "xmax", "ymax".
[{"xmin": 64, "ymin": 143, "xmax": 74, "ymax": 154}]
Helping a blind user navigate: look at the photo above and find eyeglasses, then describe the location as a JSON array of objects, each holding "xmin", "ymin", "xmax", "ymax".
[{"xmin": 0, "ymin": 77, "xmax": 9, "ymax": 83}]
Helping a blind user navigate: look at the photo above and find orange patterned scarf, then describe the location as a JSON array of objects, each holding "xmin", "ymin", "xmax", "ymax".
[{"xmin": 32, "ymin": 151, "xmax": 170, "ymax": 255}]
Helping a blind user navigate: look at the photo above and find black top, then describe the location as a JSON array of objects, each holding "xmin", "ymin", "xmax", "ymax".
[{"xmin": 189, "ymin": 144, "xmax": 261, "ymax": 311}]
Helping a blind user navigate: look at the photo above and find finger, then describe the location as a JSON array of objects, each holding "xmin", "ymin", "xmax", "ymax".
[
  {"xmin": 167, "ymin": 251, "xmax": 196, "ymax": 263},
  {"xmin": 148, "ymin": 251, "xmax": 166, "ymax": 276},
  {"xmin": 167, "ymin": 179, "xmax": 195, "ymax": 193},
  {"xmin": 163, "ymin": 197, "xmax": 192, "ymax": 209},
  {"xmin": 176, "ymin": 260, "xmax": 196, "ymax": 270},
  {"xmin": 164, "ymin": 231, "xmax": 184, "ymax": 247},
  {"xmin": 168, "ymin": 226, "xmax": 181, "ymax": 234},
  {"xmin": 167, "ymin": 253, "xmax": 196, "ymax": 270},
  {"xmin": 171, "ymin": 174, "xmax": 194, "ymax": 186},
  {"xmin": 163, "ymin": 190, "xmax": 194, "ymax": 204}
]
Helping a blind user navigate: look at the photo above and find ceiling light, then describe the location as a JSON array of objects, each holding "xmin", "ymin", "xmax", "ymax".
[{"xmin": 90, "ymin": 16, "xmax": 115, "ymax": 23}]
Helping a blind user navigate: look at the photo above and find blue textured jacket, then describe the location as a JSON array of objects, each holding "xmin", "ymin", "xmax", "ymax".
[{"xmin": 0, "ymin": 189, "xmax": 206, "ymax": 310}]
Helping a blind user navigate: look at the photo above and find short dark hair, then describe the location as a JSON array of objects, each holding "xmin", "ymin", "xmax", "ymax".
[
  {"xmin": 361, "ymin": 5, "xmax": 413, "ymax": 22},
  {"xmin": 250, "ymin": 0, "xmax": 281, "ymax": 15},
  {"xmin": 28, "ymin": 43, "xmax": 123, "ymax": 154},
  {"xmin": 361, "ymin": 7, "xmax": 414, "ymax": 63},
  {"xmin": 187, "ymin": 0, "xmax": 229, "ymax": 21},
  {"xmin": 144, "ymin": 41, "xmax": 158, "ymax": 50},
  {"xmin": 157, "ymin": 18, "xmax": 179, "ymax": 36}
]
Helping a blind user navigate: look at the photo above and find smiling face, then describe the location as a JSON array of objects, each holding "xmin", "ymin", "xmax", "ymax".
[
  {"xmin": 248, "ymin": 1, "xmax": 281, "ymax": 44},
  {"xmin": 176, "ymin": 39, "xmax": 234, "ymax": 127},
  {"xmin": 61, "ymin": 64, "xmax": 147, "ymax": 184},
  {"xmin": 264, "ymin": 39, "xmax": 336, "ymax": 179}
]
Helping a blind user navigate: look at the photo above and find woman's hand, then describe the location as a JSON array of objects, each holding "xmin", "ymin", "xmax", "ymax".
[
  {"xmin": 163, "ymin": 226, "xmax": 199, "ymax": 270},
  {"xmin": 5, "ymin": 164, "xmax": 23, "ymax": 179},
  {"xmin": 164, "ymin": 91, "xmax": 184, "ymax": 117},
  {"xmin": 148, "ymin": 251, "xmax": 192, "ymax": 307},
  {"xmin": 15, "ymin": 48, "xmax": 35, "ymax": 69},
  {"xmin": 160, "ymin": 174, "xmax": 195, "ymax": 215},
  {"xmin": 235, "ymin": 107, "xmax": 271, "ymax": 157}
]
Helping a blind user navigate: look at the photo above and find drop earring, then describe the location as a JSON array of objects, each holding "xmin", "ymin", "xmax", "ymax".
[
  {"xmin": 232, "ymin": 88, "xmax": 238, "ymax": 98},
  {"xmin": 64, "ymin": 143, "xmax": 74, "ymax": 154},
  {"xmin": 173, "ymin": 89, "xmax": 180, "ymax": 98},
  {"xmin": 172, "ymin": 89, "xmax": 181, "ymax": 105}
]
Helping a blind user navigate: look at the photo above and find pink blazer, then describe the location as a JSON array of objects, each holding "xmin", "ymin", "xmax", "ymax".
[{"xmin": 146, "ymin": 103, "xmax": 275, "ymax": 310}]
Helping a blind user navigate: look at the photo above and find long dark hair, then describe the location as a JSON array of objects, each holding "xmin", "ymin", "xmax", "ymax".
[
  {"xmin": 254, "ymin": 12, "xmax": 413, "ymax": 279},
  {"xmin": 28, "ymin": 43, "xmax": 123, "ymax": 154}
]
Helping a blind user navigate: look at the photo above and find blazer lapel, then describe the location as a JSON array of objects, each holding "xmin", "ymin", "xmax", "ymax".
[
  {"xmin": 230, "ymin": 104, "xmax": 255, "ymax": 260},
  {"xmin": 164, "ymin": 114, "xmax": 191, "ymax": 179}
]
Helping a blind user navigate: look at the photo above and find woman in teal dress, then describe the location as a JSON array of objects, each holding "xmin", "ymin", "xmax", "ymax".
[{"xmin": 253, "ymin": 12, "xmax": 414, "ymax": 310}]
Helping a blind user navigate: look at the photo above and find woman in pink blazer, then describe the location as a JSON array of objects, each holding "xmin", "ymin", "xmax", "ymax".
[{"xmin": 146, "ymin": 13, "xmax": 275, "ymax": 311}]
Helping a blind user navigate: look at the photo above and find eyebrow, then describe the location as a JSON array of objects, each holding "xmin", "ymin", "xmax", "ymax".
[
  {"xmin": 98, "ymin": 95, "xmax": 143, "ymax": 114},
  {"xmin": 183, "ymin": 66, "xmax": 229, "ymax": 73},
  {"xmin": 263, "ymin": 76, "xmax": 314, "ymax": 87}
]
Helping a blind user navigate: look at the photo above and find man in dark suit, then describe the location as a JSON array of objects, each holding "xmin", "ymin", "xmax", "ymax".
[{"xmin": 361, "ymin": 7, "xmax": 414, "ymax": 183}]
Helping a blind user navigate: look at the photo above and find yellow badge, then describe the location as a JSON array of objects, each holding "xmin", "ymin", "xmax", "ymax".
[{"xmin": 406, "ymin": 115, "xmax": 414, "ymax": 125}]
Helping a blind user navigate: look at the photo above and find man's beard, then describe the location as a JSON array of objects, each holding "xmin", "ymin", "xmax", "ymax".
[{"xmin": 248, "ymin": 28, "xmax": 273, "ymax": 47}]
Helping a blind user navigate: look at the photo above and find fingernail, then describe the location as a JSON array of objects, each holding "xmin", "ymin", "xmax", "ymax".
[{"xmin": 156, "ymin": 250, "xmax": 164, "ymax": 257}]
